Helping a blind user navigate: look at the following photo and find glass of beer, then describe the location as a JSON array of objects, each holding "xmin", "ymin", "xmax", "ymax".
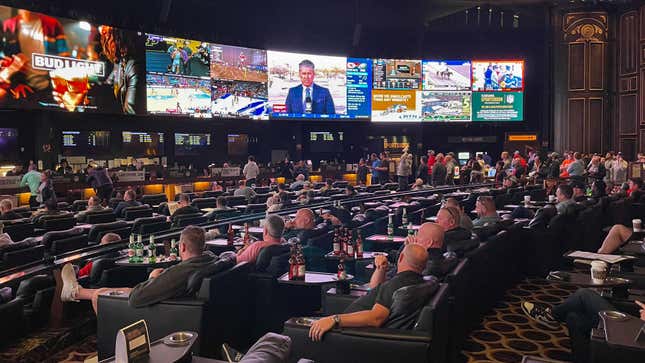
[{"xmin": 50, "ymin": 67, "xmax": 89, "ymax": 111}]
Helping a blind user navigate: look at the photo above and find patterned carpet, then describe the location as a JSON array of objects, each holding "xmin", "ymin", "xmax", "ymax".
[
  {"xmin": 461, "ymin": 278, "xmax": 579, "ymax": 363},
  {"xmin": 51, "ymin": 335, "xmax": 97, "ymax": 363}
]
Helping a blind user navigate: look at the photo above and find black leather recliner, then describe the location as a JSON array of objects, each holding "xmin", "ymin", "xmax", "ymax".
[
  {"xmin": 123, "ymin": 206, "xmax": 153, "ymax": 221},
  {"xmin": 131, "ymin": 216, "xmax": 167, "ymax": 235},
  {"xmin": 84, "ymin": 210, "xmax": 117, "ymax": 224},
  {"xmin": 0, "ymin": 238, "xmax": 45, "ymax": 269},
  {"xmin": 15, "ymin": 274, "xmax": 55, "ymax": 329},
  {"xmin": 41, "ymin": 227, "xmax": 85, "ymax": 252},
  {"xmin": 283, "ymin": 283, "xmax": 450, "ymax": 363},
  {"xmin": 2, "ymin": 219, "xmax": 34, "ymax": 241},
  {"xmin": 97, "ymin": 258, "xmax": 249, "ymax": 359},
  {"xmin": 87, "ymin": 221, "xmax": 130, "ymax": 243}
]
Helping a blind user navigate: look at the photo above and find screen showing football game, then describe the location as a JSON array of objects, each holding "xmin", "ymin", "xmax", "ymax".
[
  {"xmin": 0, "ymin": 5, "xmax": 146, "ymax": 114},
  {"xmin": 267, "ymin": 51, "xmax": 371, "ymax": 119},
  {"xmin": 210, "ymin": 44, "xmax": 268, "ymax": 119},
  {"xmin": 471, "ymin": 60, "xmax": 524, "ymax": 121},
  {"xmin": 122, "ymin": 131, "xmax": 165, "ymax": 156},
  {"xmin": 62, "ymin": 130, "xmax": 111, "ymax": 156},
  {"xmin": 174, "ymin": 132, "xmax": 211, "ymax": 156},
  {"xmin": 145, "ymin": 33, "xmax": 211, "ymax": 117}
]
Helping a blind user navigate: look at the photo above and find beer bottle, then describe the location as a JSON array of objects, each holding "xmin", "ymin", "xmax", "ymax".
[
  {"xmin": 128, "ymin": 234, "xmax": 136, "ymax": 263},
  {"xmin": 402, "ymin": 208, "xmax": 408, "ymax": 225},
  {"xmin": 243, "ymin": 223, "xmax": 250, "ymax": 245},
  {"xmin": 170, "ymin": 239, "xmax": 178, "ymax": 260},
  {"xmin": 148, "ymin": 235, "xmax": 157, "ymax": 263},
  {"xmin": 135, "ymin": 234, "xmax": 144, "ymax": 263},
  {"xmin": 333, "ymin": 228, "xmax": 341, "ymax": 255},
  {"xmin": 296, "ymin": 245, "xmax": 306, "ymax": 280},
  {"xmin": 337, "ymin": 257, "xmax": 347, "ymax": 280},
  {"xmin": 288, "ymin": 246, "xmax": 297, "ymax": 280},
  {"xmin": 387, "ymin": 214, "xmax": 394, "ymax": 239},
  {"xmin": 356, "ymin": 231, "xmax": 364, "ymax": 258},
  {"xmin": 407, "ymin": 223, "xmax": 415, "ymax": 237},
  {"xmin": 227, "ymin": 223, "xmax": 234, "ymax": 246}
]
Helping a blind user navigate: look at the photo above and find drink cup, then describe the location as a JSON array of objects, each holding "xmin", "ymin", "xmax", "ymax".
[
  {"xmin": 590, "ymin": 260, "xmax": 608, "ymax": 284},
  {"xmin": 632, "ymin": 219, "xmax": 642, "ymax": 231},
  {"xmin": 548, "ymin": 195, "xmax": 556, "ymax": 203},
  {"xmin": 524, "ymin": 195, "xmax": 531, "ymax": 204}
]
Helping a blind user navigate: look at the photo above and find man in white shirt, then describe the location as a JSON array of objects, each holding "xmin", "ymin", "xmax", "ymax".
[{"xmin": 242, "ymin": 156, "xmax": 260, "ymax": 186}]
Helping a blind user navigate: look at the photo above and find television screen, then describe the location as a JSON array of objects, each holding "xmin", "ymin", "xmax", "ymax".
[
  {"xmin": 371, "ymin": 89, "xmax": 421, "ymax": 122},
  {"xmin": 227, "ymin": 134, "xmax": 248, "ymax": 156},
  {"xmin": 372, "ymin": 59, "xmax": 422, "ymax": 90},
  {"xmin": 210, "ymin": 44, "xmax": 269, "ymax": 119},
  {"xmin": 122, "ymin": 131, "xmax": 165, "ymax": 156},
  {"xmin": 146, "ymin": 74, "xmax": 212, "ymax": 117},
  {"xmin": 145, "ymin": 33, "xmax": 210, "ymax": 78},
  {"xmin": 309, "ymin": 131, "xmax": 344, "ymax": 153},
  {"xmin": 267, "ymin": 51, "xmax": 370, "ymax": 119},
  {"xmin": 472, "ymin": 92, "xmax": 523, "ymax": 121},
  {"xmin": 420, "ymin": 91, "xmax": 471, "ymax": 121},
  {"xmin": 422, "ymin": 60, "xmax": 471, "ymax": 91},
  {"xmin": 0, "ymin": 5, "xmax": 146, "ymax": 114},
  {"xmin": 62, "ymin": 130, "xmax": 111, "ymax": 156},
  {"xmin": 0, "ymin": 128, "xmax": 18, "ymax": 160},
  {"xmin": 174, "ymin": 133, "xmax": 211, "ymax": 156},
  {"xmin": 471, "ymin": 60, "xmax": 524, "ymax": 92}
]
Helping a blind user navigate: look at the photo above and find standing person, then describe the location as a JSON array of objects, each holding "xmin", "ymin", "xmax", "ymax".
[
  {"xmin": 426, "ymin": 150, "xmax": 436, "ymax": 180},
  {"xmin": 603, "ymin": 152, "xmax": 614, "ymax": 185},
  {"xmin": 242, "ymin": 156, "xmax": 260, "ymax": 186},
  {"xmin": 379, "ymin": 152, "xmax": 390, "ymax": 183},
  {"xmin": 610, "ymin": 152, "xmax": 628, "ymax": 185},
  {"xmin": 396, "ymin": 148, "xmax": 413, "ymax": 191},
  {"xmin": 417, "ymin": 156, "xmax": 429, "ymax": 185},
  {"xmin": 567, "ymin": 152, "xmax": 585, "ymax": 183},
  {"xmin": 280, "ymin": 157, "xmax": 294, "ymax": 182},
  {"xmin": 294, "ymin": 161, "xmax": 309, "ymax": 180},
  {"xmin": 37, "ymin": 170, "xmax": 56, "ymax": 207},
  {"xmin": 500, "ymin": 151, "xmax": 511, "ymax": 170},
  {"xmin": 87, "ymin": 164, "xmax": 114, "ymax": 205},
  {"xmin": 19, "ymin": 164, "xmax": 42, "ymax": 208},
  {"xmin": 357, "ymin": 158, "xmax": 369, "ymax": 185},
  {"xmin": 444, "ymin": 154, "xmax": 456, "ymax": 185},
  {"xmin": 432, "ymin": 154, "xmax": 447, "ymax": 186},
  {"xmin": 586, "ymin": 155, "xmax": 606, "ymax": 182},
  {"xmin": 370, "ymin": 153, "xmax": 382, "ymax": 185}
]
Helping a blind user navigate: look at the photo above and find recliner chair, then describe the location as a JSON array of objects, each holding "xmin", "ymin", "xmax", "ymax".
[
  {"xmin": 87, "ymin": 221, "xmax": 130, "ymax": 243},
  {"xmin": 123, "ymin": 206, "xmax": 153, "ymax": 221}
]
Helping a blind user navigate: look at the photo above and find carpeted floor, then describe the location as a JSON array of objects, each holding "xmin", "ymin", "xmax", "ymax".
[
  {"xmin": 461, "ymin": 278, "xmax": 579, "ymax": 363},
  {"xmin": 51, "ymin": 335, "xmax": 97, "ymax": 363}
]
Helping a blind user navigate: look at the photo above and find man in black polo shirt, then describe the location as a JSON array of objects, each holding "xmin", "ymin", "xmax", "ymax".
[
  {"xmin": 308, "ymin": 244, "xmax": 429, "ymax": 341},
  {"xmin": 283, "ymin": 208, "xmax": 316, "ymax": 244},
  {"xmin": 435, "ymin": 206, "xmax": 472, "ymax": 244},
  {"xmin": 170, "ymin": 193, "xmax": 201, "ymax": 222}
]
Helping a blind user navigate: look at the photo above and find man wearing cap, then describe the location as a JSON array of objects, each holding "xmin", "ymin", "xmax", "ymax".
[{"xmin": 571, "ymin": 181, "xmax": 588, "ymax": 203}]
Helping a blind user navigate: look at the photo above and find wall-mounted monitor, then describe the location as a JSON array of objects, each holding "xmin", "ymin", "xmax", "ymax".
[
  {"xmin": 471, "ymin": 60, "xmax": 524, "ymax": 92},
  {"xmin": 62, "ymin": 130, "xmax": 111, "ymax": 156},
  {"xmin": 0, "ymin": 5, "xmax": 146, "ymax": 114},
  {"xmin": 227, "ymin": 134, "xmax": 248, "ymax": 156},
  {"xmin": 267, "ymin": 51, "xmax": 371, "ymax": 119},
  {"xmin": 122, "ymin": 131, "xmax": 165, "ymax": 156},
  {"xmin": 145, "ymin": 33, "xmax": 210, "ymax": 78},
  {"xmin": 0, "ymin": 128, "xmax": 19, "ymax": 161},
  {"xmin": 309, "ymin": 131, "xmax": 344, "ymax": 153},
  {"xmin": 174, "ymin": 133, "xmax": 211, "ymax": 156},
  {"xmin": 210, "ymin": 44, "xmax": 269, "ymax": 119}
]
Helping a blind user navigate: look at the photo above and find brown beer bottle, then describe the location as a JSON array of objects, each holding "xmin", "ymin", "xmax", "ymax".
[{"xmin": 227, "ymin": 224, "xmax": 234, "ymax": 246}]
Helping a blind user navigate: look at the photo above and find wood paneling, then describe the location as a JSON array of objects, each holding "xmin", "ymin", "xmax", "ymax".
[
  {"xmin": 620, "ymin": 12, "xmax": 638, "ymax": 75},
  {"xmin": 568, "ymin": 98, "xmax": 586, "ymax": 151},
  {"xmin": 588, "ymin": 98, "xmax": 603, "ymax": 152},
  {"xmin": 620, "ymin": 138, "xmax": 637, "ymax": 159},
  {"xmin": 619, "ymin": 94, "xmax": 638, "ymax": 135},
  {"xmin": 589, "ymin": 43, "xmax": 605, "ymax": 90},
  {"xmin": 569, "ymin": 43, "xmax": 586, "ymax": 90}
]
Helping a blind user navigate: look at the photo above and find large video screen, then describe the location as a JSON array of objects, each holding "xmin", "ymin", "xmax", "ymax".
[
  {"xmin": 421, "ymin": 91, "xmax": 471, "ymax": 121},
  {"xmin": 472, "ymin": 92, "xmax": 523, "ymax": 121},
  {"xmin": 0, "ymin": 5, "xmax": 146, "ymax": 114},
  {"xmin": 210, "ymin": 44, "xmax": 268, "ymax": 119},
  {"xmin": 0, "ymin": 128, "xmax": 19, "ymax": 160},
  {"xmin": 145, "ymin": 33, "xmax": 210, "ymax": 78},
  {"xmin": 174, "ymin": 132, "xmax": 211, "ymax": 156},
  {"xmin": 146, "ymin": 74, "xmax": 211, "ymax": 117},
  {"xmin": 267, "ymin": 51, "xmax": 370, "ymax": 119},
  {"xmin": 471, "ymin": 60, "xmax": 524, "ymax": 92},
  {"xmin": 121, "ymin": 131, "xmax": 165, "ymax": 156},
  {"xmin": 422, "ymin": 60, "xmax": 471, "ymax": 91},
  {"xmin": 372, "ymin": 59, "xmax": 421, "ymax": 90},
  {"xmin": 62, "ymin": 130, "xmax": 111, "ymax": 156}
]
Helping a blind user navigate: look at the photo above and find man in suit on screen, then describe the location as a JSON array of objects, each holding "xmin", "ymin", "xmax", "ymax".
[{"xmin": 284, "ymin": 59, "xmax": 335, "ymax": 115}]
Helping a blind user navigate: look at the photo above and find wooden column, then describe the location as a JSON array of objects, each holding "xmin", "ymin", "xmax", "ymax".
[
  {"xmin": 561, "ymin": 12, "xmax": 609, "ymax": 153},
  {"xmin": 615, "ymin": 9, "xmax": 640, "ymax": 158}
]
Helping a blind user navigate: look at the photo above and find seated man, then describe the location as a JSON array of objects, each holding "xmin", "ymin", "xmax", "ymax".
[
  {"xmin": 308, "ymin": 244, "xmax": 429, "ymax": 341},
  {"xmin": 345, "ymin": 185, "xmax": 357, "ymax": 197},
  {"xmin": 113, "ymin": 190, "xmax": 142, "ymax": 218},
  {"xmin": 321, "ymin": 207, "xmax": 352, "ymax": 227},
  {"xmin": 320, "ymin": 179, "xmax": 334, "ymax": 195},
  {"xmin": 472, "ymin": 196, "xmax": 500, "ymax": 228},
  {"xmin": 283, "ymin": 208, "xmax": 316, "ymax": 243},
  {"xmin": 77, "ymin": 233, "xmax": 123, "ymax": 277},
  {"xmin": 571, "ymin": 181, "xmax": 588, "ymax": 203},
  {"xmin": 435, "ymin": 206, "xmax": 472, "ymax": 244},
  {"xmin": 234, "ymin": 180, "xmax": 257, "ymax": 203},
  {"xmin": 443, "ymin": 197, "xmax": 473, "ymax": 231},
  {"xmin": 295, "ymin": 182, "xmax": 312, "ymax": 197},
  {"xmin": 555, "ymin": 184, "xmax": 575, "ymax": 214},
  {"xmin": 386, "ymin": 222, "xmax": 446, "ymax": 283},
  {"xmin": 0, "ymin": 222, "xmax": 14, "ymax": 246},
  {"xmin": 61, "ymin": 225, "xmax": 219, "ymax": 312},
  {"xmin": 522, "ymin": 290, "xmax": 645, "ymax": 363},
  {"xmin": 75, "ymin": 196, "xmax": 106, "ymax": 221},
  {"xmin": 0, "ymin": 199, "xmax": 21, "ymax": 220},
  {"xmin": 31, "ymin": 199, "xmax": 68, "ymax": 225},
  {"xmin": 236, "ymin": 214, "xmax": 284, "ymax": 264},
  {"xmin": 289, "ymin": 174, "xmax": 307, "ymax": 190},
  {"xmin": 171, "ymin": 193, "xmax": 201, "ymax": 221}
]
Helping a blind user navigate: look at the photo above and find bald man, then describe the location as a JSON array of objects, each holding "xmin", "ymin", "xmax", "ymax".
[
  {"xmin": 384, "ymin": 222, "xmax": 446, "ymax": 283},
  {"xmin": 283, "ymin": 208, "xmax": 317, "ymax": 244},
  {"xmin": 309, "ymin": 244, "xmax": 429, "ymax": 341},
  {"xmin": 435, "ymin": 207, "xmax": 471, "ymax": 244}
]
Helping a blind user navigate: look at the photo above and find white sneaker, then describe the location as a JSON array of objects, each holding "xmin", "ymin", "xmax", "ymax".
[{"xmin": 60, "ymin": 263, "xmax": 79, "ymax": 302}]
